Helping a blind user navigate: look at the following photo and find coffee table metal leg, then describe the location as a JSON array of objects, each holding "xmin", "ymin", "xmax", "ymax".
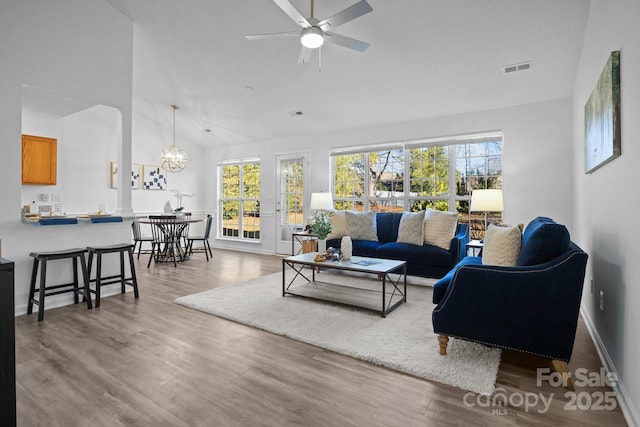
[
  {"xmin": 283, "ymin": 260, "xmax": 313, "ymax": 296},
  {"xmin": 382, "ymin": 275, "xmax": 386, "ymax": 318}
]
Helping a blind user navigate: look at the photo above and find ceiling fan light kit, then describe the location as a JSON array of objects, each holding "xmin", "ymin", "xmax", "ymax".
[
  {"xmin": 245, "ymin": 0, "xmax": 372, "ymax": 64},
  {"xmin": 301, "ymin": 26, "xmax": 324, "ymax": 49}
]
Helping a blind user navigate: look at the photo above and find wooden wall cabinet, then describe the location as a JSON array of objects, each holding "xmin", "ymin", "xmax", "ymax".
[{"xmin": 22, "ymin": 134, "xmax": 57, "ymax": 185}]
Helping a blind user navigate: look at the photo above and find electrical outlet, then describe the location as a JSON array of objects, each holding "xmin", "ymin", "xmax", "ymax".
[
  {"xmin": 599, "ymin": 290, "xmax": 605, "ymax": 312},
  {"xmin": 591, "ymin": 278, "xmax": 594, "ymax": 294}
]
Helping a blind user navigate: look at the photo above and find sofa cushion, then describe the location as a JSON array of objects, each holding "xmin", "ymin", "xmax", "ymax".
[
  {"xmin": 351, "ymin": 239, "xmax": 385, "ymax": 258},
  {"xmin": 346, "ymin": 211, "xmax": 378, "ymax": 241},
  {"xmin": 517, "ymin": 217, "xmax": 570, "ymax": 266},
  {"xmin": 375, "ymin": 212, "xmax": 402, "ymax": 243},
  {"xmin": 482, "ymin": 223, "xmax": 521, "ymax": 266},
  {"xmin": 377, "ymin": 242, "xmax": 452, "ymax": 267},
  {"xmin": 432, "ymin": 256, "xmax": 483, "ymax": 303},
  {"xmin": 326, "ymin": 210, "xmax": 347, "ymax": 240},
  {"xmin": 396, "ymin": 211, "xmax": 425, "ymax": 245},
  {"xmin": 423, "ymin": 209, "xmax": 458, "ymax": 250}
]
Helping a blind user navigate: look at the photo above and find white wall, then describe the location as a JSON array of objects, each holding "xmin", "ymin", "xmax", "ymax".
[
  {"xmin": 0, "ymin": 0, "xmax": 135, "ymax": 315},
  {"xmin": 22, "ymin": 105, "xmax": 121, "ymax": 214},
  {"xmin": 206, "ymin": 98, "xmax": 575, "ymax": 255},
  {"xmin": 130, "ymin": 109, "xmax": 206, "ymax": 214},
  {"xmin": 573, "ymin": 0, "xmax": 640, "ymax": 424}
]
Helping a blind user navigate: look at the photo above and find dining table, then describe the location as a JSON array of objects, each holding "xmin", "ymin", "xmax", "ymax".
[{"xmin": 140, "ymin": 216, "xmax": 203, "ymax": 266}]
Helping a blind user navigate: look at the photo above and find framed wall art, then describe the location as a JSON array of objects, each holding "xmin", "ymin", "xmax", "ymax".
[
  {"xmin": 143, "ymin": 165, "xmax": 167, "ymax": 190},
  {"xmin": 585, "ymin": 50, "xmax": 621, "ymax": 173},
  {"xmin": 110, "ymin": 162, "xmax": 140, "ymax": 189}
]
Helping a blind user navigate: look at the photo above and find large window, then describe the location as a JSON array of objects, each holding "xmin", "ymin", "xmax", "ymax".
[
  {"xmin": 219, "ymin": 158, "xmax": 260, "ymax": 240},
  {"xmin": 332, "ymin": 133, "xmax": 502, "ymax": 236}
]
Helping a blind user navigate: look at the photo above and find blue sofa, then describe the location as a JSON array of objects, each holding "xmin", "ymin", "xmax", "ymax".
[
  {"xmin": 432, "ymin": 217, "xmax": 588, "ymax": 373},
  {"xmin": 327, "ymin": 212, "xmax": 469, "ymax": 279}
]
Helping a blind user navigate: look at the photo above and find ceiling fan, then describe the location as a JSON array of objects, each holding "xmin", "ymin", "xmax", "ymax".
[{"xmin": 244, "ymin": 0, "xmax": 373, "ymax": 65}]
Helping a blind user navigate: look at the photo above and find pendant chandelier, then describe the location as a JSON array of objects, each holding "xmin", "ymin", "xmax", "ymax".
[{"xmin": 161, "ymin": 104, "xmax": 187, "ymax": 172}]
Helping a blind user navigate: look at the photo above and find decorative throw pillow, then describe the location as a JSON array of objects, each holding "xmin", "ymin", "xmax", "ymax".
[
  {"xmin": 345, "ymin": 211, "xmax": 378, "ymax": 241},
  {"xmin": 326, "ymin": 210, "xmax": 347, "ymax": 240},
  {"xmin": 423, "ymin": 209, "xmax": 458, "ymax": 250},
  {"xmin": 482, "ymin": 223, "xmax": 522, "ymax": 266},
  {"xmin": 396, "ymin": 211, "xmax": 425, "ymax": 246}
]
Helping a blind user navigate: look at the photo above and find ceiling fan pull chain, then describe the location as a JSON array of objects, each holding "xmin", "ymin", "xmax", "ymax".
[{"xmin": 319, "ymin": 46, "xmax": 322, "ymax": 72}]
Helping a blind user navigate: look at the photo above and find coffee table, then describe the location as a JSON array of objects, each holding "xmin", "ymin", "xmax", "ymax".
[{"xmin": 282, "ymin": 253, "xmax": 407, "ymax": 317}]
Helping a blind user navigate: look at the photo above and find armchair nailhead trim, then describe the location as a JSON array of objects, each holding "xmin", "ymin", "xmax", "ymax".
[{"xmin": 433, "ymin": 332, "xmax": 569, "ymax": 362}]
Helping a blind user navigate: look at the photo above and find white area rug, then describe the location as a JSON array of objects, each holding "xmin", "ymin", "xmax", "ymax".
[{"xmin": 174, "ymin": 271, "xmax": 501, "ymax": 395}]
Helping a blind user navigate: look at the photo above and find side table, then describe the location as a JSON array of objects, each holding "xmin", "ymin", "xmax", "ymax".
[
  {"xmin": 466, "ymin": 240, "xmax": 484, "ymax": 257},
  {"xmin": 291, "ymin": 232, "xmax": 318, "ymax": 255}
]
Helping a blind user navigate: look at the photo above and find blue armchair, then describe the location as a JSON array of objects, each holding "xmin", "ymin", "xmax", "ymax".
[{"xmin": 432, "ymin": 217, "xmax": 588, "ymax": 379}]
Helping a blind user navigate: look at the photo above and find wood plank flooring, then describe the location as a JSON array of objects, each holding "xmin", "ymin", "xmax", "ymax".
[{"xmin": 15, "ymin": 249, "xmax": 628, "ymax": 426}]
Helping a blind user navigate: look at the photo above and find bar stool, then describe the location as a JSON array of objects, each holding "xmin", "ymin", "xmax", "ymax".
[
  {"xmin": 28, "ymin": 248, "xmax": 93, "ymax": 321},
  {"xmin": 86, "ymin": 244, "xmax": 139, "ymax": 308}
]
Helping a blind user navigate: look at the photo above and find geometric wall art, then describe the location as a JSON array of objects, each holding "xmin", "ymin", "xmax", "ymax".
[
  {"xmin": 132, "ymin": 164, "xmax": 140, "ymax": 189},
  {"xmin": 143, "ymin": 165, "xmax": 167, "ymax": 190},
  {"xmin": 584, "ymin": 50, "xmax": 621, "ymax": 174},
  {"xmin": 110, "ymin": 162, "xmax": 140, "ymax": 189}
]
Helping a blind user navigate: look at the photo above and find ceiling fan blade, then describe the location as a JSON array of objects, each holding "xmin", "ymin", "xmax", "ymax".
[
  {"xmin": 245, "ymin": 31, "xmax": 300, "ymax": 40},
  {"xmin": 298, "ymin": 46, "xmax": 313, "ymax": 64},
  {"xmin": 318, "ymin": 0, "xmax": 373, "ymax": 31},
  {"xmin": 272, "ymin": 0, "xmax": 311, "ymax": 28},
  {"xmin": 325, "ymin": 32, "xmax": 369, "ymax": 52}
]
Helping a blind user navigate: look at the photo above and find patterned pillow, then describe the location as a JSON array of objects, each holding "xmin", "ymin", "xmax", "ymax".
[
  {"xmin": 482, "ymin": 224, "xmax": 522, "ymax": 266},
  {"xmin": 423, "ymin": 209, "xmax": 458, "ymax": 250},
  {"xmin": 396, "ymin": 211, "xmax": 425, "ymax": 246},
  {"xmin": 345, "ymin": 211, "xmax": 378, "ymax": 241},
  {"xmin": 326, "ymin": 210, "xmax": 347, "ymax": 240}
]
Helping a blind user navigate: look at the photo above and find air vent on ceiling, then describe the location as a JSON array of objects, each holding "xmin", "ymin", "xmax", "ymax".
[{"xmin": 503, "ymin": 61, "xmax": 532, "ymax": 74}]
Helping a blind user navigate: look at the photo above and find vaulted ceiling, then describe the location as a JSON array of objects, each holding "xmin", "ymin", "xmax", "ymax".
[{"xmin": 104, "ymin": 0, "xmax": 590, "ymax": 147}]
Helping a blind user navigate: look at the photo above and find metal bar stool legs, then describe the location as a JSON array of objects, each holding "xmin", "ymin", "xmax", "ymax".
[
  {"xmin": 86, "ymin": 244, "xmax": 139, "ymax": 308},
  {"xmin": 27, "ymin": 249, "xmax": 92, "ymax": 321}
]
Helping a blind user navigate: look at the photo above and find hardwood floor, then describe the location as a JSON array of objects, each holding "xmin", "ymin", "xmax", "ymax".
[{"xmin": 15, "ymin": 249, "xmax": 627, "ymax": 426}]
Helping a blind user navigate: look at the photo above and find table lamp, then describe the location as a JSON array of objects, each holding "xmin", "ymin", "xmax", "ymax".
[
  {"xmin": 470, "ymin": 189, "xmax": 504, "ymax": 237},
  {"xmin": 309, "ymin": 192, "xmax": 334, "ymax": 250},
  {"xmin": 309, "ymin": 192, "xmax": 334, "ymax": 212}
]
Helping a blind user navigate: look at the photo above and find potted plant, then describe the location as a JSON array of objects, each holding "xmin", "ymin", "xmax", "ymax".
[{"xmin": 310, "ymin": 210, "xmax": 333, "ymax": 253}]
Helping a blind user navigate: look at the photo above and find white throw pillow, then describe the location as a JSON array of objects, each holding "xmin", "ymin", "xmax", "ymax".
[
  {"xmin": 326, "ymin": 210, "xmax": 347, "ymax": 240},
  {"xmin": 345, "ymin": 211, "xmax": 378, "ymax": 241},
  {"xmin": 396, "ymin": 211, "xmax": 425, "ymax": 245},
  {"xmin": 482, "ymin": 224, "xmax": 522, "ymax": 266},
  {"xmin": 423, "ymin": 209, "xmax": 458, "ymax": 250}
]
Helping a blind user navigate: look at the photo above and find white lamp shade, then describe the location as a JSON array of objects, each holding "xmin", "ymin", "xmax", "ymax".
[
  {"xmin": 470, "ymin": 189, "xmax": 504, "ymax": 212},
  {"xmin": 309, "ymin": 192, "xmax": 333, "ymax": 210}
]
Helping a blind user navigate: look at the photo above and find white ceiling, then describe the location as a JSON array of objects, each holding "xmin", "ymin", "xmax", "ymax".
[{"xmin": 104, "ymin": 0, "xmax": 590, "ymax": 147}]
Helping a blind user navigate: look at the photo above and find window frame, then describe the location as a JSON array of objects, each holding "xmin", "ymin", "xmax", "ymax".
[
  {"xmin": 218, "ymin": 157, "xmax": 261, "ymax": 241},
  {"xmin": 331, "ymin": 132, "xmax": 503, "ymax": 215}
]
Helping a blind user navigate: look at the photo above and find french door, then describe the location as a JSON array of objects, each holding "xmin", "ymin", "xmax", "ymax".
[{"xmin": 275, "ymin": 153, "xmax": 308, "ymax": 254}]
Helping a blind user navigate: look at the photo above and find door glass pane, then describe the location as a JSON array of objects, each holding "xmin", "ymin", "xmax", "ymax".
[{"xmin": 280, "ymin": 159, "xmax": 304, "ymax": 240}]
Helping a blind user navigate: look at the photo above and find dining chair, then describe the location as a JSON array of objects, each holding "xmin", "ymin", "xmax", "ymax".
[
  {"xmin": 132, "ymin": 217, "xmax": 154, "ymax": 259},
  {"xmin": 179, "ymin": 212, "xmax": 192, "ymax": 249},
  {"xmin": 147, "ymin": 215, "xmax": 180, "ymax": 268},
  {"xmin": 186, "ymin": 214, "xmax": 213, "ymax": 261}
]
